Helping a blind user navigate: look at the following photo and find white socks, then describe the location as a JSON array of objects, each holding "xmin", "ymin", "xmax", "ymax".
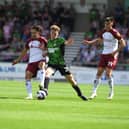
[
  {"xmin": 25, "ymin": 69, "xmax": 45, "ymax": 99},
  {"xmin": 92, "ymin": 78, "xmax": 101, "ymax": 93},
  {"xmin": 38, "ymin": 69, "xmax": 45, "ymax": 88},
  {"xmin": 108, "ymin": 77, "xmax": 114, "ymax": 94},
  {"xmin": 25, "ymin": 80, "xmax": 32, "ymax": 97}
]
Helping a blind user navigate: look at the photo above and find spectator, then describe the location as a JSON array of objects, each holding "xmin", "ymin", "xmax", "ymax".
[
  {"xmin": 89, "ymin": 4, "xmax": 100, "ymax": 22},
  {"xmin": 113, "ymin": 2, "xmax": 124, "ymax": 26},
  {"xmin": 3, "ymin": 21, "xmax": 12, "ymax": 44},
  {"xmin": 125, "ymin": 6, "xmax": 129, "ymax": 27},
  {"xmin": 123, "ymin": 29, "xmax": 129, "ymax": 59}
]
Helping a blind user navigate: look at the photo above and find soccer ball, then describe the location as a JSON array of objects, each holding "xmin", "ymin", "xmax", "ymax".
[{"xmin": 36, "ymin": 89, "xmax": 48, "ymax": 100}]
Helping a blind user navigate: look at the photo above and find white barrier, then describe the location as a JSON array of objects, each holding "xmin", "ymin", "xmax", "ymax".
[
  {"xmin": 70, "ymin": 66, "xmax": 129, "ymax": 85},
  {"xmin": 0, "ymin": 62, "xmax": 129, "ymax": 85},
  {"xmin": 0, "ymin": 62, "xmax": 26, "ymax": 79}
]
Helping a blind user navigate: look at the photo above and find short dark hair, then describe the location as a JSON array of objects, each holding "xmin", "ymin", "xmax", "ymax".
[{"xmin": 31, "ymin": 25, "xmax": 43, "ymax": 33}]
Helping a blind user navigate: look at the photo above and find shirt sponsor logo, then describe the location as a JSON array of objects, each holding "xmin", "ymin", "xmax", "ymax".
[{"xmin": 48, "ymin": 48, "xmax": 58, "ymax": 53}]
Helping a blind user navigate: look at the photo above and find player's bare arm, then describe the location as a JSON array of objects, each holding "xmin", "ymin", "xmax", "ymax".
[
  {"xmin": 111, "ymin": 38, "xmax": 126, "ymax": 56},
  {"xmin": 65, "ymin": 37, "xmax": 74, "ymax": 45},
  {"xmin": 12, "ymin": 48, "xmax": 28, "ymax": 65},
  {"xmin": 83, "ymin": 38, "xmax": 103, "ymax": 45}
]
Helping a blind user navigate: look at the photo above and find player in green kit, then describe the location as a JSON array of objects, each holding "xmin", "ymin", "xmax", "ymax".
[{"xmin": 44, "ymin": 25, "xmax": 88, "ymax": 101}]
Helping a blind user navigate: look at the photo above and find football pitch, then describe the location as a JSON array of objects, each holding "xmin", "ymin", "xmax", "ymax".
[{"xmin": 0, "ymin": 80, "xmax": 129, "ymax": 129}]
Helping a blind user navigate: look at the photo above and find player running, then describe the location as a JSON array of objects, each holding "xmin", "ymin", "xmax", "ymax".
[
  {"xmin": 12, "ymin": 25, "xmax": 47, "ymax": 99},
  {"xmin": 44, "ymin": 24, "xmax": 88, "ymax": 101},
  {"xmin": 83, "ymin": 16, "xmax": 125, "ymax": 100}
]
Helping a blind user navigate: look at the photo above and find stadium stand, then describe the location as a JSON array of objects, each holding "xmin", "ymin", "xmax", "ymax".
[
  {"xmin": 0, "ymin": 0, "xmax": 129, "ymax": 70},
  {"xmin": 64, "ymin": 32, "xmax": 84, "ymax": 65}
]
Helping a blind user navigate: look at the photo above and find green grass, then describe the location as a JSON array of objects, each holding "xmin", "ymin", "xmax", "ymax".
[{"xmin": 0, "ymin": 80, "xmax": 129, "ymax": 129}]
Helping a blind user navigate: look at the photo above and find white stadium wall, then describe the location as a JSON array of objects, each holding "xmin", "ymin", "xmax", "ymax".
[
  {"xmin": 0, "ymin": 62, "xmax": 129, "ymax": 85},
  {"xmin": 0, "ymin": 62, "xmax": 26, "ymax": 80},
  {"xmin": 70, "ymin": 66, "xmax": 129, "ymax": 85}
]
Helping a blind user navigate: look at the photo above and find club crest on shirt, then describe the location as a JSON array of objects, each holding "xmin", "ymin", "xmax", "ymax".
[{"xmin": 29, "ymin": 41, "xmax": 40, "ymax": 48}]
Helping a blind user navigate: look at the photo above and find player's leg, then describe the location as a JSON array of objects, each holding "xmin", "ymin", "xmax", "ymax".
[
  {"xmin": 65, "ymin": 74, "xmax": 88, "ymax": 101},
  {"xmin": 105, "ymin": 55, "xmax": 117, "ymax": 100},
  {"xmin": 44, "ymin": 67, "xmax": 55, "ymax": 90},
  {"xmin": 89, "ymin": 67, "xmax": 104, "ymax": 99},
  {"xmin": 25, "ymin": 70, "xmax": 33, "ymax": 99},
  {"xmin": 38, "ymin": 61, "xmax": 46, "ymax": 90},
  {"xmin": 25, "ymin": 62, "xmax": 38, "ymax": 99},
  {"xmin": 58, "ymin": 66, "xmax": 88, "ymax": 101},
  {"xmin": 105, "ymin": 67, "xmax": 114, "ymax": 100}
]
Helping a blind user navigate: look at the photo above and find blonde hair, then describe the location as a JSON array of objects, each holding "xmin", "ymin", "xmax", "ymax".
[{"xmin": 50, "ymin": 25, "xmax": 60, "ymax": 32}]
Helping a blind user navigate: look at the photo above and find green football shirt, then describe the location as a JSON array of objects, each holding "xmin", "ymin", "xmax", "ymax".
[{"xmin": 47, "ymin": 38, "xmax": 66, "ymax": 65}]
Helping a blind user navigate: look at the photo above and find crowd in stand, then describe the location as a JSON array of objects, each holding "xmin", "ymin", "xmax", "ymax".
[
  {"xmin": 0, "ymin": 0, "xmax": 76, "ymax": 62},
  {"xmin": 74, "ymin": 2, "xmax": 129, "ymax": 69},
  {"xmin": 1, "ymin": 1, "xmax": 129, "ymax": 70}
]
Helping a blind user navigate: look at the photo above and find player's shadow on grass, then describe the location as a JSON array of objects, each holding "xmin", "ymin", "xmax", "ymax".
[
  {"xmin": 49, "ymin": 96, "xmax": 81, "ymax": 101},
  {"xmin": 0, "ymin": 96, "xmax": 24, "ymax": 100}
]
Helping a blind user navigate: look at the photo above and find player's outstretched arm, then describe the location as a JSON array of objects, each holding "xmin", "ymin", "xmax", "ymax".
[
  {"xmin": 12, "ymin": 48, "xmax": 28, "ymax": 65},
  {"xmin": 83, "ymin": 38, "xmax": 102, "ymax": 45},
  {"xmin": 65, "ymin": 37, "xmax": 74, "ymax": 46}
]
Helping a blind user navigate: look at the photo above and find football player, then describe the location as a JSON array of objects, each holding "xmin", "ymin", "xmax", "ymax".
[{"xmin": 12, "ymin": 25, "xmax": 47, "ymax": 99}]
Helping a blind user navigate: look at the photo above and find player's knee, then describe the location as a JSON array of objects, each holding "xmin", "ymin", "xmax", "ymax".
[
  {"xmin": 25, "ymin": 71, "xmax": 33, "ymax": 80},
  {"xmin": 96, "ymin": 67, "xmax": 104, "ymax": 77},
  {"xmin": 38, "ymin": 62, "xmax": 45, "ymax": 69},
  {"xmin": 106, "ymin": 73, "xmax": 111, "ymax": 78},
  {"xmin": 25, "ymin": 74, "xmax": 32, "ymax": 80},
  {"xmin": 45, "ymin": 70, "xmax": 52, "ymax": 78},
  {"xmin": 96, "ymin": 72, "xmax": 102, "ymax": 78},
  {"xmin": 66, "ymin": 74, "xmax": 76, "ymax": 85},
  {"xmin": 45, "ymin": 68, "xmax": 54, "ymax": 78}
]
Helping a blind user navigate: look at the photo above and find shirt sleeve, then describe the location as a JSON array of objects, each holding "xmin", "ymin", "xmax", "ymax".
[
  {"xmin": 110, "ymin": 29, "xmax": 122, "ymax": 40},
  {"xmin": 98, "ymin": 29, "xmax": 105, "ymax": 39},
  {"xmin": 25, "ymin": 39, "xmax": 30, "ymax": 49},
  {"xmin": 40, "ymin": 37, "xmax": 48, "ymax": 48},
  {"xmin": 59, "ymin": 38, "xmax": 65, "ymax": 45}
]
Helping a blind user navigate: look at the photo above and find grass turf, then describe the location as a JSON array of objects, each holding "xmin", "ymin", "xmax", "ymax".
[{"xmin": 0, "ymin": 80, "xmax": 129, "ymax": 129}]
